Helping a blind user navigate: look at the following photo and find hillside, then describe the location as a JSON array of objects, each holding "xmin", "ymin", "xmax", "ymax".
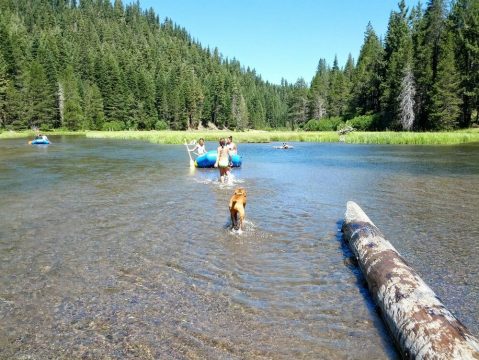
[
  {"xmin": 0, "ymin": 0, "xmax": 290, "ymax": 131},
  {"xmin": 0, "ymin": 0, "xmax": 477, "ymax": 132}
]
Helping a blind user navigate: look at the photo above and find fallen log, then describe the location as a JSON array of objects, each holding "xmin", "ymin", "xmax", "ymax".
[{"xmin": 342, "ymin": 201, "xmax": 479, "ymax": 359}]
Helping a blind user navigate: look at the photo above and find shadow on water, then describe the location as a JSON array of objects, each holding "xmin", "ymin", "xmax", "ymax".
[{"xmin": 335, "ymin": 219, "xmax": 400, "ymax": 360}]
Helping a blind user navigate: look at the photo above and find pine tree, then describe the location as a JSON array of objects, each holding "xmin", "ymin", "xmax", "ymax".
[
  {"xmin": 22, "ymin": 60, "xmax": 56, "ymax": 129},
  {"xmin": 413, "ymin": 0, "xmax": 447, "ymax": 129},
  {"xmin": 249, "ymin": 94, "xmax": 266, "ymax": 129},
  {"xmin": 210, "ymin": 70, "xmax": 230, "ymax": 129},
  {"xmin": 155, "ymin": 70, "xmax": 170, "ymax": 126},
  {"xmin": 342, "ymin": 53, "xmax": 355, "ymax": 117},
  {"xmin": 288, "ymin": 78, "xmax": 308, "ymax": 129},
  {"xmin": 382, "ymin": 0, "xmax": 413, "ymax": 128},
  {"xmin": 264, "ymin": 86, "xmax": 287, "ymax": 128},
  {"xmin": 181, "ymin": 66, "xmax": 203, "ymax": 129},
  {"xmin": 328, "ymin": 55, "xmax": 348, "ymax": 117},
  {"xmin": 113, "ymin": 0, "xmax": 125, "ymax": 21},
  {"xmin": 60, "ymin": 65, "xmax": 84, "ymax": 130},
  {"xmin": 235, "ymin": 93, "xmax": 249, "ymax": 130},
  {"xmin": 231, "ymin": 78, "xmax": 249, "ymax": 130},
  {"xmin": 429, "ymin": 30, "xmax": 462, "ymax": 129},
  {"xmin": 0, "ymin": 20, "xmax": 17, "ymax": 77},
  {"xmin": 351, "ymin": 22, "xmax": 384, "ymax": 115},
  {"xmin": 166, "ymin": 67, "xmax": 183, "ymax": 129},
  {"xmin": 135, "ymin": 68, "xmax": 158, "ymax": 129},
  {"xmin": 344, "ymin": 53, "xmax": 355, "ymax": 78},
  {"xmin": 82, "ymin": 81, "xmax": 105, "ymax": 130},
  {"xmin": 450, "ymin": 0, "xmax": 479, "ymax": 126},
  {"xmin": 99, "ymin": 51, "xmax": 127, "ymax": 125},
  {"xmin": 124, "ymin": 93, "xmax": 139, "ymax": 129},
  {"xmin": 309, "ymin": 58, "xmax": 329, "ymax": 119},
  {"xmin": 36, "ymin": 34, "xmax": 59, "ymax": 88},
  {"xmin": 4, "ymin": 83, "xmax": 22, "ymax": 129}
]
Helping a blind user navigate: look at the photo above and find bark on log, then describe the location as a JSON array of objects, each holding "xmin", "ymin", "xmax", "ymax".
[{"xmin": 342, "ymin": 201, "xmax": 479, "ymax": 359}]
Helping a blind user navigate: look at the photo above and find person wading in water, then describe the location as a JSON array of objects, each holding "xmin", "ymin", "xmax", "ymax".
[{"xmin": 214, "ymin": 138, "xmax": 231, "ymax": 183}]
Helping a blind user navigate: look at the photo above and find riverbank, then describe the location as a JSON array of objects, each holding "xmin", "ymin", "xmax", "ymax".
[
  {"xmin": 85, "ymin": 130, "xmax": 340, "ymax": 144},
  {"xmin": 2, "ymin": 129, "xmax": 479, "ymax": 145},
  {"xmin": 345, "ymin": 130, "xmax": 479, "ymax": 144},
  {"xmin": 86, "ymin": 129, "xmax": 479, "ymax": 145},
  {"xmin": 0, "ymin": 130, "xmax": 85, "ymax": 140}
]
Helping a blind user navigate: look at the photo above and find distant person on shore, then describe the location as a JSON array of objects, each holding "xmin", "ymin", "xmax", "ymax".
[
  {"xmin": 226, "ymin": 136, "xmax": 237, "ymax": 155},
  {"xmin": 187, "ymin": 138, "xmax": 206, "ymax": 156},
  {"xmin": 214, "ymin": 138, "xmax": 231, "ymax": 183}
]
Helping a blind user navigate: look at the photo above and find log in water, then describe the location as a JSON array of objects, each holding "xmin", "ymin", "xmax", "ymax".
[{"xmin": 342, "ymin": 201, "xmax": 479, "ymax": 359}]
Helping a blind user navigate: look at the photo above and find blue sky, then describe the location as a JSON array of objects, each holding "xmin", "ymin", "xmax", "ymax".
[{"xmin": 133, "ymin": 0, "xmax": 418, "ymax": 85}]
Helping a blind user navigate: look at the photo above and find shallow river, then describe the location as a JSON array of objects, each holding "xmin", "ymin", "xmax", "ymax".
[{"xmin": 1, "ymin": 136, "xmax": 478, "ymax": 359}]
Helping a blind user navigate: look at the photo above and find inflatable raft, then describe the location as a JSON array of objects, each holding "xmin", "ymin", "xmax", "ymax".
[
  {"xmin": 30, "ymin": 139, "xmax": 50, "ymax": 145},
  {"xmin": 195, "ymin": 150, "xmax": 242, "ymax": 168}
]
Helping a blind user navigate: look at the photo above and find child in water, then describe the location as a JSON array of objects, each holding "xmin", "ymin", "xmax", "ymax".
[
  {"xmin": 187, "ymin": 138, "xmax": 206, "ymax": 156},
  {"xmin": 226, "ymin": 136, "xmax": 237, "ymax": 155},
  {"xmin": 214, "ymin": 138, "xmax": 231, "ymax": 183}
]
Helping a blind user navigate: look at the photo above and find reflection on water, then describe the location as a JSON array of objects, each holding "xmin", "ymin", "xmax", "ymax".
[{"xmin": 1, "ymin": 137, "xmax": 478, "ymax": 358}]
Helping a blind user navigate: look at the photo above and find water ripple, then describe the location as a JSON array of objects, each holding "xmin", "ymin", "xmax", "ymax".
[{"xmin": 1, "ymin": 138, "xmax": 478, "ymax": 358}]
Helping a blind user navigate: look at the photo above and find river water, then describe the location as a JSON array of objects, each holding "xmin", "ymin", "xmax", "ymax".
[{"xmin": 1, "ymin": 136, "xmax": 478, "ymax": 359}]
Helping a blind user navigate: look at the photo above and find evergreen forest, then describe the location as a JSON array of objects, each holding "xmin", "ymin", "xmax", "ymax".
[{"xmin": 0, "ymin": 0, "xmax": 477, "ymax": 132}]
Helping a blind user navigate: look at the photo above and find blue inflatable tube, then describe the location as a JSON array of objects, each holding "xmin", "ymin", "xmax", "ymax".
[
  {"xmin": 195, "ymin": 150, "xmax": 242, "ymax": 168},
  {"xmin": 31, "ymin": 139, "xmax": 50, "ymax": 145}
]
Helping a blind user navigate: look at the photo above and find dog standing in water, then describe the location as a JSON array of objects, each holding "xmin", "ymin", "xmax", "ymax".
[{"xmin": 229, "ymin": 188, "xmax": 247, "ymax": 231}]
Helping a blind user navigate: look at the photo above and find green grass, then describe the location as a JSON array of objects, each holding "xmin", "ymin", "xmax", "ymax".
[
  {"xmin": 344, "ymin": 131, "xmax": 479, "ymax": 145},
  {"xmin": 0, "ymin": 130, "xmax": 85, "ymax": 139},
  {"xmin": 85, "ymin": 130, "xmax": 341, "ymax": 144},
  {"xmin": 2, "ymin": 129, "xmax": 479, "ymax": 145},
  {"xmin": 86, "ymin": 130, "xmax": 479, "ymax": 145}
]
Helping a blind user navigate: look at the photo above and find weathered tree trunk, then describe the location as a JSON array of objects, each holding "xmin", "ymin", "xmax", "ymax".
[
  {"xmin": 58, "ymin": 82, "xmax": 65, "ymax": 126},
  {"xmin": 342, "ymin": 201, "xmax": 479, "ymax": 359},
  {"xmin": 398, "ymin": 67, "xmax": 416, "ymax": 131}
]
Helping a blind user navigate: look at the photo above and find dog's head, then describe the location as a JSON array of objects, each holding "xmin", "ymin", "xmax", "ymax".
[{"xmin": 234, "ymin": 188, "xmax": 246, "ymax": 197}]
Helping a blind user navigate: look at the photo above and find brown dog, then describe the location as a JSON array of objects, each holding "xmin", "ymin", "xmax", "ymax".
[{"xmin": 229, "ymin": 188, "xmax": 247, "ymax": 231}]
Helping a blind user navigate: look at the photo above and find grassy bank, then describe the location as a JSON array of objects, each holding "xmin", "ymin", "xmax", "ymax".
[
  {"xmin": 2, "ymin": 129, "xmax": 479, "ymax": 145},
  {"xmin": 85, "ymin": 130, "xmax": 479, "ymax": 145},
  {"xmin": 344, "ymin": 130, "xmax": 479, "ymax": 145},
  {"xmin": 85, "ymin": 130, "xmax": 341, "ymax": 144},
  {"xmin": 0, "ymin": 130, "xmax": 85, "ymax": 139}
]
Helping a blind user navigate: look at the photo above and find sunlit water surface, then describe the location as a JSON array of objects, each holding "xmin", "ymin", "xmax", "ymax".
[{"xmin": 1, "ymin": 136, "xmax": 478, "ymax": 359}]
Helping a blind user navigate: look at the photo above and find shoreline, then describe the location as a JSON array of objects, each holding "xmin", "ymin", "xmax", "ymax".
[{"xmin": 1, "ymin": 129, "xmax": 479, "ymax": 145}]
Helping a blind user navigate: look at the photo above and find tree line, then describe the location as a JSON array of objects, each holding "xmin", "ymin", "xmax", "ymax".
[
  {"xmin": 0, "ymin": 0, "xmax": 477, "ymax": 132},
  {"xmin": 298, "ymin": 0, "xmax": 478, "ymax": 131}
]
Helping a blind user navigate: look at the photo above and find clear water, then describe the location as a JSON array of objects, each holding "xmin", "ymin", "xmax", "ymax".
[{"xmin": 1, "ymin": 136, "xmax": 478, "ymax": 359}]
